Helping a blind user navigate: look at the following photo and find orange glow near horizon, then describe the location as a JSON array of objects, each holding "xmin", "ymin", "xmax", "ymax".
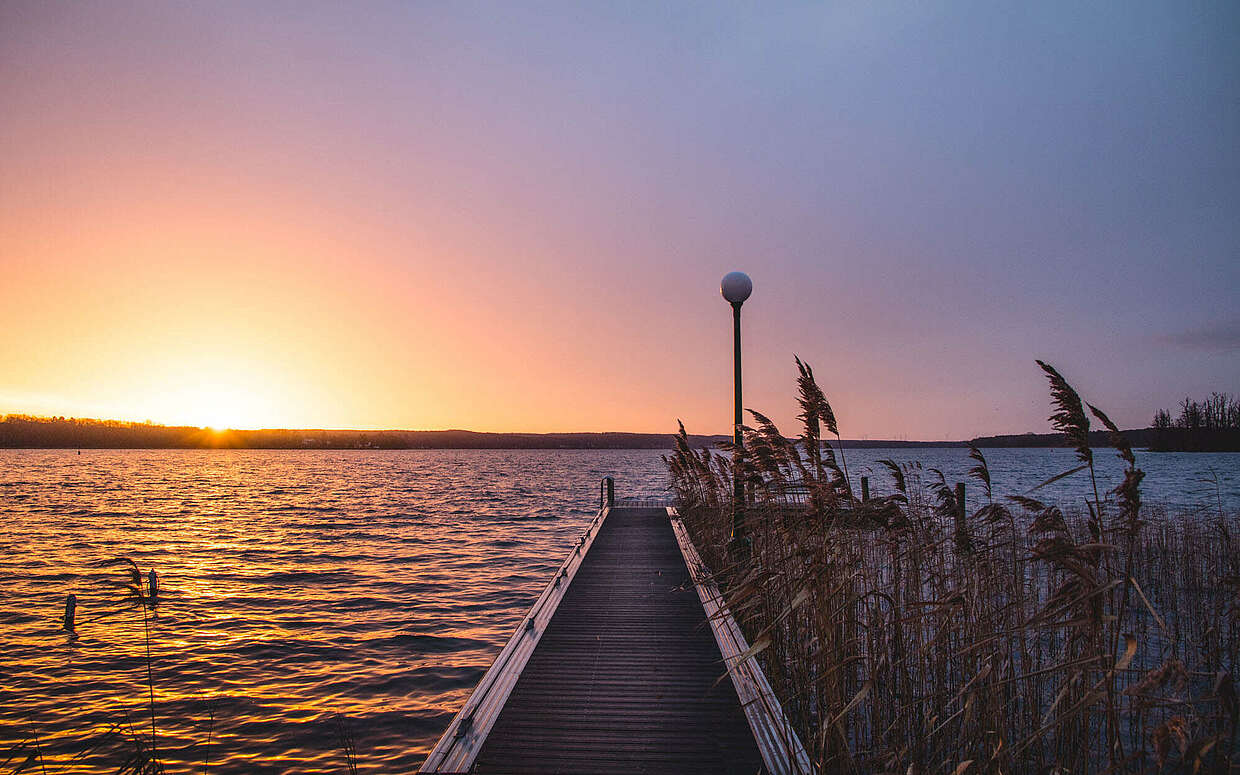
[
  {"xmin": 0, "ymin": 180, "xmax": 705, "ymax": 433},
  {"xmin": 3, "ymin": 3, "xmax": 1232, "ymax": 439}
]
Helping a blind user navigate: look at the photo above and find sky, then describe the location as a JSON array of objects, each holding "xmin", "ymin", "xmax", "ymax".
[{"xmin": 1, "ymin": 1, "xmax": 1237, "ymax": 438}]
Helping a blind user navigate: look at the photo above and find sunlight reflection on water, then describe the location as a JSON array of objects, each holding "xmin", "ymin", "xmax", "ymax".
[
  {"xmin": 0, "ymin": 447, "xmax": 1234, "ymax": 773},
  {"xmin": 0, "ymin": 450, "xmax": 668, "ymax": 774}
]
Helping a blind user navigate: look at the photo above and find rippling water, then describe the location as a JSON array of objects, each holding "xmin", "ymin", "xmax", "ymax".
[{"xmin": 1, "ymin": 447, "xmax": 1235, "ymax": 773}]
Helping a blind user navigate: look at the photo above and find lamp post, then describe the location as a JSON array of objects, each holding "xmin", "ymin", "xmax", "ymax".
[{"xmin": 720, "ymin": 271, "xmax": 752, "ymax": 560}]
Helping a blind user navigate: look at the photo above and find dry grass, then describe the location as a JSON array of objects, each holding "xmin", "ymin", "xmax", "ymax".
[{"xmin": 666, "ymin": 360, "xmax": 1239, "ymax": 773}]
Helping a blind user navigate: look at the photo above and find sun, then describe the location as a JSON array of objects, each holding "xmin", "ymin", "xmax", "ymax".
[
  {"xmin": 150, "ymin": 379, "xmax": 278, "ymax": 430},
  {"xmin": 119, "ymin": 352, "xmax": 305, "ymax": 430},
  {"xmin": 189, "ymin": 387, "xmax": 271, "ymax": 429}
]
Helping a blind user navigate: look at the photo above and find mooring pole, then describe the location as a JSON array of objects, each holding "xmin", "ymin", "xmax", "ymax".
[
  {"xmin": 148, "ymin": 569, "xmax": 158, "ymax": 602},
  {"xmin": 861, "ymin": 476, "xmax": 870, "ymax": 503},
  {"xmin": 63, "ymin": 594, "xmax": 76, "ymax": 630},
  {"xmin": 955, "ymin": 482, "xmax": 967, "ymax": 532}
]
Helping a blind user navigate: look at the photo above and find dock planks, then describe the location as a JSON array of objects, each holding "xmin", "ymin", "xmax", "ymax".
[{"xmin": 470, "ymin": 507, "xmax": 766, "ymax": 774}]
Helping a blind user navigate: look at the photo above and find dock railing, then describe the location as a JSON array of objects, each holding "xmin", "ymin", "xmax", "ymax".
[
  {"xmin": 418, "ymin": 479, "xmax": 613, "ymax": 773},
  {"xmin": 421, "ymin": 482, "xmax": 813, "ymax": 774},
  {"xmin": 668, "ymin": 507, "xmax": 815, "ymax": 775},
  {"xmin": 599, "ymin": 475, "xmax": 613, "ymax": 509}
]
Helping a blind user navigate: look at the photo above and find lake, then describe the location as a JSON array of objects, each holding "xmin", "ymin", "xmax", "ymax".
[{"xmin": 1, "ymin": 447, "xmax": 1236, "ymax": 773}]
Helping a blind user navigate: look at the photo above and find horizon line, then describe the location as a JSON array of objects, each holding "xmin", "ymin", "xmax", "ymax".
[{"xmin": 1, "ymin": 410, "xmax": 1153, "ymax": 444}]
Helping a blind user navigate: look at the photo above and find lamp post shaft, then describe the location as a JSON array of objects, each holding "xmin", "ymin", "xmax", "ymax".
[
  {"xmin": 731, "ymin": 301, "xmax": 745, "ymax": 544},
  {"xmin": 720, "ymin": 270, "xmax": 752, "ymax": 561}
]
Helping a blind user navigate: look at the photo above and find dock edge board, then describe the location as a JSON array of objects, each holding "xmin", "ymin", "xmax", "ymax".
[
  {"xmin": 418, "ymin": 505, "xmax": 612, "ymax": 773},
  {"xmin": 667, "ymin": 507, "xmax": 816, "ymax": 775}
]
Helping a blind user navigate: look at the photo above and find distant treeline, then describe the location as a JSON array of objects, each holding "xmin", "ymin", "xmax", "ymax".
[
  {"xmin": 969, "ymin": 393, "xmax": 1240, "ymax": 452},
  {"xmin": 1, "ymin": 414, "xmax": 968, "ymax": 450},
  {"xmin": 6, "ymin": 411, "xmax": 1234, "ymax": 451},
  {"xmin": 1149, "ymin": 393, "xmax": 1240, "ymax": 452},
  {"xmin": 968, "ymin": 429, "xmax": 1159, "ymax": 449},
  {"xmin": 0, "ymin": 415, "xmax": 729, "ymax": 449}
]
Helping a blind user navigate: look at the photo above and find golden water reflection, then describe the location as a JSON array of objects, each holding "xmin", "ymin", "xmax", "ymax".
[{"xmin": 0, "ymin": 449, "xmax": 669, "ymax": 774}]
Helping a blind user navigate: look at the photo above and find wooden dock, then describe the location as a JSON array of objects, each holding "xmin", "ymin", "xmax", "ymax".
[{"xmin": 420, "ymin": 485, "xmax": 811, "ymax": 774}]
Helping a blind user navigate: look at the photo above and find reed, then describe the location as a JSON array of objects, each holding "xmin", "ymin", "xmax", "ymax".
[{"xmin": 666, "ymin": 360, "xmax": 1239, "ymax": 773}]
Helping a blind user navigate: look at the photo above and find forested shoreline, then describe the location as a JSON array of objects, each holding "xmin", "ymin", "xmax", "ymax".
[{"xmin": 1149, "ymin": 393, "xmax": 1240, "ymax": 451}]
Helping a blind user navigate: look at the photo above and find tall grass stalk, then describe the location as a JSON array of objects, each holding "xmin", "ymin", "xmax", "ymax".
[{"xmin": 666, "ymin": 359, "xmax": 1238, "ymax": 773}]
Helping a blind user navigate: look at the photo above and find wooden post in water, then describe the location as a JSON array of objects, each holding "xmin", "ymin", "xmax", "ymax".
[
  {"xmin": 860, "ymin": 476, "xmax": 870, "ymax": 503},
  {"xmin": 954, "ymin": 482, "xmax": 966, "ymax": 533},
  {"xmin": 63, "ymin": 594, "xmax": 76, "ymax": 630},
  {"xmin": 148, "ymin": 569, "xmax": 158, "ymax": 602}
]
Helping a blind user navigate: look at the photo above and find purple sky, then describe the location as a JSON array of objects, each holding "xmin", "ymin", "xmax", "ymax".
[{"xmin": 2, "ymin": 1, "xmax": 1237, "ymax": 437}]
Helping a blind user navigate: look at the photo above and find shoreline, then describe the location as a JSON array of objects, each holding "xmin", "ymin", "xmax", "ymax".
[{"xmin": 4, "ymin": 416, "xmax": 1236, "ymax": 451}]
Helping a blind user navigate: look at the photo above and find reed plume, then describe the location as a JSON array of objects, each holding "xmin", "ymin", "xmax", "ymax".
[
  {"xmin": 1035, "ymin": 360, "xmax": 1092, "ymax": 465},
  {"xmin": 666, "ymin": 356, "xmax": 1237, "ymax": 773}
]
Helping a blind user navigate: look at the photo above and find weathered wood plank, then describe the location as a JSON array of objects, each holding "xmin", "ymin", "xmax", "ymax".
[{"xmin": 470, "ymin": 507, "xmax": 766, "ymax": 775}]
